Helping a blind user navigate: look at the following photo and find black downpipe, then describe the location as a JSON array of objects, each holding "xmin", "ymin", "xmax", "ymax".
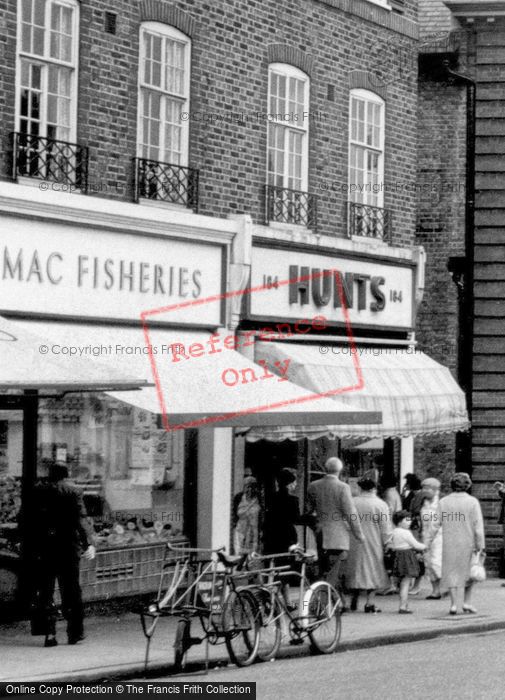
[{"xmin": 444, "ymin": 62, "xmax": 476, "ymax": 475}]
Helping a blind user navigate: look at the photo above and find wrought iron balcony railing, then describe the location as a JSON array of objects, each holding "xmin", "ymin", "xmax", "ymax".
[
  {"xmin": 133, "ymin": 157, "xmax": 199, "ymax": 210},
  {"xmin": 11, "ymin": 132, "xmax": 88, "ymax": 191},
  {"xmin": 265, "ymin": 184, "xmax": 318, "ymax": 230},
  {"xmin": 347, "ymin": 201, "xmax": 391, "ymax": 241}
]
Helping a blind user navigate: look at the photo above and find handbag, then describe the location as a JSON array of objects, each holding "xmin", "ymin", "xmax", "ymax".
[{"xmin": 469, "ymin": 551, "xmax": 486, "ymax": 583}]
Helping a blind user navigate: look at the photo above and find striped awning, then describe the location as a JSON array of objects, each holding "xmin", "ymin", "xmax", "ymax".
[{"xmin": 248, "ymin": 341, "xmax": 470, "ymax": 441}]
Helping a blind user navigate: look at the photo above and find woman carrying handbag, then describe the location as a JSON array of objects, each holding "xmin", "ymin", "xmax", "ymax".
[{"xmin": 425, "ymin": 472, "xmax": 485, "ymax": 615}]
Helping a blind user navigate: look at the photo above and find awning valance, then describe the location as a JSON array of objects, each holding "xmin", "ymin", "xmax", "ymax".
[
  {"xmin": 10, "ymin": 321, "xmax": 381, "ymax": 431},
  {"xmin": 0, "ymin": 316, "xmax": 147, "ymax": 392},
  {"xmin": 253, "ymin": 341, "xmax": 470, "ymax": 439}
]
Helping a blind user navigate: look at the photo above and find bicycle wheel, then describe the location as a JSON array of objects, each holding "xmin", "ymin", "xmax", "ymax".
[
  {"xmin": 255, "ymin": 589, "xmax": 282, "ymax": 662},
  {"xmin": 222, "ymin": 589, "xmax": 260, "ymax": 667},
  {"xmin": 173, "ymin": 618, "xmax": 191, "ymax": 670},
  {"xmin": 306, "ymin": 582, "xmax": 341, "ymax": 654}
]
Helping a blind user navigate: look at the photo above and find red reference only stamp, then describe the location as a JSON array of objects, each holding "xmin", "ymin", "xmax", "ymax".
[{"xmin": 141, "ymin": 269, "xmax": 364, "ymax": 431}]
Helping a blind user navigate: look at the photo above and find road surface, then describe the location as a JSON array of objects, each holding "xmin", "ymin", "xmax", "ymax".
[{"xmin": 155, "ymin": 629, "xmax": 505, "ymax": 700}]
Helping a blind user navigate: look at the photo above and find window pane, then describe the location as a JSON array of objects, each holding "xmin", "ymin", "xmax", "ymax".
[
  {"xmin": 34, "ymin": 0, "xmax": 45, "ymax": 26},
  {"xmin": 33, "ymin": 27, "xmax": 44, "ymax": 55},
  {"xmin": 22, "ymin": 0, "xmax": 32, "ymax": 22},
  {"xmin": 31, "ymin": 63, "xmax": 41, "ymax": 89},
  {"xmin": 165, "ymin": 39, "xmax": 186, "ymax": 95},
  {"xmin": 50, "ymin": 4, "xmax": 74, "ymax": 61},
  {"xmin": 21, "ymin": 25, "xmax": 31, "ymax": 53}
]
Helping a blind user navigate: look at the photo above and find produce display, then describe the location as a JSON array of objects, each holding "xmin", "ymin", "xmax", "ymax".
[
  {"xmin": 0, "ymin": 475, "xmax": 22, "ymax": 554},
  {"xmin": 92, "ymin": 517, "xmax": 181, "ymax": 549}
]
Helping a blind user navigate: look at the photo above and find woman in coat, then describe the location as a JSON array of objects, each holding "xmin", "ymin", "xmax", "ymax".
[
  {"xmin": 233, "ymin": 476, "xmax": 261, "ymax": 555},
  {"xmin": 426, "ymin": 472, "xmax": 485, "ymax": 615},
  {"xmin": 345, "ymin": 477, "xmax": 393, "ymax": 613}
]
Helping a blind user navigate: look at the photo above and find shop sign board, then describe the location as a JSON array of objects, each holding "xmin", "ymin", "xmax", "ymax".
[
  {"xmin": 248, "ymin": 244, "xmax": 416, "ymax": 331},
  {"xmin": 0, "ymin": 217, "xmax": 225, "ymax": 326}
]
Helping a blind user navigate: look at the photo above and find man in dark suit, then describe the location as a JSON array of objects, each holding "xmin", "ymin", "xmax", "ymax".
[
  {"xmin": 30, "ymin": 463, "xmax": 95, "ymax": 646},
  {"xmin": 306, "ymin": 457, "xmax": 364, "ymax": 590}
]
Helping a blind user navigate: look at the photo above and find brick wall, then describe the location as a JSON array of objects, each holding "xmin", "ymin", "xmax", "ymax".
[
  {"xmin": 0, "ymin": 0, "xmax": 419, "ymax": 246},
  {"xmin": 414, "ymin": 78, "xmax": 467, "ymax": 483},
  {"xmin": 418, "ymin": 0, "xmax": 458, "ymax": 38}
]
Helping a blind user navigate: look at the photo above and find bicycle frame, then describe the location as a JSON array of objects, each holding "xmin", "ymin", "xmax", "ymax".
[{"xmin": 244, "ymin": 552, "xmax": 338, "ymax": 639}]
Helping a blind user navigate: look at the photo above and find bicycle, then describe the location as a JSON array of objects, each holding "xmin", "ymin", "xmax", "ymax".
[
  {"xmin": 243, "ymin": 547, "xmax": 343, "ymax": 661},
  {"xmin": 137, "ymin": 543, "xmax": 260, "ymax": 672}
]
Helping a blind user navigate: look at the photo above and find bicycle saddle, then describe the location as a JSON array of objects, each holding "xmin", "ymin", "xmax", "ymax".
[{"xmin": 217, "ymin": 551, "xmax": 247, "ymax": 568}]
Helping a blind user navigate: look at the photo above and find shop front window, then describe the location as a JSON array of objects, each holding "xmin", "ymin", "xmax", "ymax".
[
  {"xmin": 0, "ymin": 410, "xmax": 23, "ymax": 557},
  {"xmin": 37, "ymin": 394, "xmax": 186, "ymax": 549}
]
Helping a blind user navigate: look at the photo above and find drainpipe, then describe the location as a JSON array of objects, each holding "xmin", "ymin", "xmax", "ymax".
[{"xmin": 444, "ymin": 61, "xmax": 476, "ymax": 475}]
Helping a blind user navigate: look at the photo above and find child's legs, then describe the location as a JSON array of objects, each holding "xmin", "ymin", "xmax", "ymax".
[{"xmin": 399, "ymin": 577, "xmax": 412, "ymax": 609}]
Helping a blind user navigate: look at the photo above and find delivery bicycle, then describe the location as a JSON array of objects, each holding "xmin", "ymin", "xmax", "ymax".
[{"xmin": 137, "ymin": 543, "xmax": 260, "ymax": 671}]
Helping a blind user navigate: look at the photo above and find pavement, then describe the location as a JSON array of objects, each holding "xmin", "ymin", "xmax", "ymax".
[{"xmin": 2, "ymin": 578, "xmax": 505, "ymax": 683}]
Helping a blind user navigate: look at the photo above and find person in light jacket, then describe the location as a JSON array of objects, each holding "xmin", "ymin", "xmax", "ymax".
[
  {"xmin": 305, "ymin": 457, "xmax": 364, "ymax": 590},
  {"xmin": 425, "ymin": 472, "xmax": 485, "ymax": 615},
  {"xmin": 345, "ymin": 477, "xmax": 392, "ymax": 613}
]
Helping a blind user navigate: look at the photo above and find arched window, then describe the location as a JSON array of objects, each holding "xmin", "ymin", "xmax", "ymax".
[
  {"xmin": 348, "ymin": 89, "xmax": 387, "ymax": 238},
  {"xmin": 267, "ymin": 63, "xmax": 309, "ymax": 192},
  {"xmin": 16, "ymin": 0, "xmax": 79, "ymax": 142},
  {"xmin": 348, "ymin": 89, "xmax": 385, "ymax": 208},
  {"xmin": 138, "ymin": 22, "xmax": 191, "ymax": 166},
  {"xmin": 266, "ymin": 63, "xmax": 313, "ymax": 227}
]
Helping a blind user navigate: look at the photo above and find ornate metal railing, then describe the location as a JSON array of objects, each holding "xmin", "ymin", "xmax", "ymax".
[
  {"xmin": 265, "ymin": 184, "xmax": 318, "ymax": 230},
  {"xmin": 11, "ymin": 132, "xmax": 88, "ymax": 191},
  {"xmin": 347, "ymin": 201, "xmax": 391, "ymax": 241},
  {"xmin": 133, "ymin": 157, "xmax": 199, "ymax": 210}
]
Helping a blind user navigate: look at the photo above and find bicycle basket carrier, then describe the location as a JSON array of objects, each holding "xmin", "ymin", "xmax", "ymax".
[{"xmin": 137, "ymin": 543, "xmax": 227, "ymax": 671}]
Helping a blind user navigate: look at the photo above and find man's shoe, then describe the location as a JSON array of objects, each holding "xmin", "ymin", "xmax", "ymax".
[
  {"xmin": 67, "ymin": 634, "xmax": 85, "ymax": 645},
  {"xmin": 44, "ymin": 635, "xmax": 58, "ymax": 647}
]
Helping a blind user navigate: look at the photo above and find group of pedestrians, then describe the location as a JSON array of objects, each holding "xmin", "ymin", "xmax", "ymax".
[
  {"xmin": 320, "ymin": 462, "xmax": 485, "ymax": 615},
  {"xmin": 234, "ymin": 457, "xmax": 487, "ymax": 616}
]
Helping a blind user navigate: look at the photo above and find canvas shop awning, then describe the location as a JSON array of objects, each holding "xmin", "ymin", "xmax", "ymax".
[
  {"xmin": 9, "ymin": 320, "xmax": 381, "ymax": 432},
  {"xmin": 252, "ymin": 340, "xmax": 470, "ymax": 440},
  {"xmin": 0, "ymin": 316, "xmax": 147, "ymax": 392}
]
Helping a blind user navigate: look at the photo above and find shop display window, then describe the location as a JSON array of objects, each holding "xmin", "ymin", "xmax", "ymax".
[
  {"xmin": 37, "ymin": 394, "xmax": 185, "ymax": 549},
  {"xmin": 0, "ymin": 410, "xmax": 23, "ymax": 556}
]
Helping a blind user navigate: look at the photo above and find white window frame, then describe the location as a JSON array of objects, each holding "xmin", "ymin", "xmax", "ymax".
[
  {"xmin": 348, "ymin": 88, "xmax": 385, "ymax": 209},
  {"xmin": 267, "ymin": 63, "xmax": 310, "ymax": 193},
  {"xmin": 137, "ymin": 22, "xmax": 191, "ymax": 167},
  {"xmin": 15, "ymin": 0, "xmax": 79, "ymax": 143}
]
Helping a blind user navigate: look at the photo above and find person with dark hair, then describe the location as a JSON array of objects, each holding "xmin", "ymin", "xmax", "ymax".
[
  {"xmin": 265, "ymin": 468, "xmax": 300, "ymax": 555},
  {"xmin": 425, "ymin": 472, "xmax": 485, "ymax": 615},
  {"xmin": 389, "ymin": 510, "xmax": 426, "ymax": 614},
  {"xmin": 29, "ymin": 463, "xmax": 95, "ymax": 647},
  {"xmin": 401, "ymin": 473, "xmax": 422, "ymax": 511},
  {"xmin": 345, "ymin": 477, "xmax": 392, "ymax": 613},
  {"xmin": 264, "ymin": 469, "xmax": 301, "ymax": 610}
]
